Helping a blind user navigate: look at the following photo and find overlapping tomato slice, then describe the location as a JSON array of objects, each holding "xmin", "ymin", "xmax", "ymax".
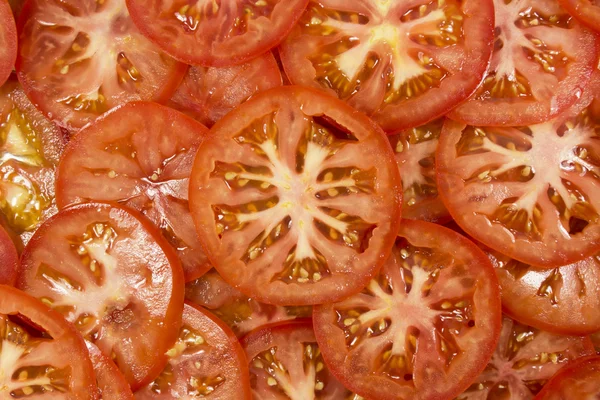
[
  {"xmin": 558, "ymin": 0, "xmax": 600, "ymax": 32},
  {"xmin": 536, "ymin": 355, "xmax": 600, "ymax": 400},
  {"xmin": 0, "ymin": 0, "xmax": 17, "ymax": 87},
  {"xmin": 86, "ymin": 341, "xmax": 134, "ymax": 400},
  {"xmin": 0, "ymin": 225, "xmax": 18, "ymax": 285}
]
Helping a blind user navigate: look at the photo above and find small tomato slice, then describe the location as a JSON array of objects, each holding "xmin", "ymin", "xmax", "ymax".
[
  {"xmin": 558, "ymin": 0, "xmax": 600, "ymax": 32},
  {"xmin": 189, "ymin": 86, "xmax": 402, "ymax": 305},
  {"xmin": 0, "ymin": 224, "xmax": 18, "ymax": 285},
  {"xmin": 280, "ymin": 0, "xmax": 494, "ymax": 133},
  {"xmin": 56, "ymin": 102, "xmax": 211, "ymax": 282},
  {"xmin": 16, "ymin": 0, "xmax": 186, "ymax": 131},
  {"xmin": 535, "ymin": 356, "xmax": 600, "ymax": 400},
  {"xmin": 86, "ymin": 341, "xmax": 134, "ymax": 400},
  {"xmin": 16, "ymin": 203, "xmax": 185, "ymax": 390},
  {"xmin": 0, "ymin": 0, "xmax": 17, "ymax": 87},
  {"xmin": 0, "ymin": 284, "xmax": 97, "ymax": 399},
  {"xmin": 313, "ymin": 220, "xmax": 502, "ymax": 400}
]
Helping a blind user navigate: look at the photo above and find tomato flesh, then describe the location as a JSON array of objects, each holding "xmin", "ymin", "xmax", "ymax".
[
  {"xmin": 558, "ymin": 0, "xmax": 600, "ymax": 32},
  {"xmin": 535, "ymin": 355, "xmax": 600, "ymax": 400},
  {"xmin": 0, "ymin": 0, "xmax": 17, "ymax": 87},
  {"xmin": 86, "ymin": 341, "xmax": 134, "ymax": 400},
  {"xmin": 0, "ymin": 224, "xmax": 18, "ymax": 285}
]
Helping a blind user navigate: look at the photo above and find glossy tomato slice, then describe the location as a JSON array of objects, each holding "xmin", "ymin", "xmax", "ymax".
[
  {"xmin": 536, "ymin": 356, "xmax": 600, "ymax": 400},
  {"xmin": 0, "ymin": 224, "xmax": 18, "ymax": 285},
  {"xmin": 437, "ymin": 72, "xmax": 600, "ymax": 267},
  {"xmin": 450, "ymin": 0, "xmax": 598, "ymax": 126},
  {"xmin": 0, "ymin": 0, "xmax": 17, "ymax": 87},
  {"xmin": 189, "ymin": 86, "xmax": 402, "ymax": 306},
  {"xmin": 0, "ymin": 284, "xmax": 97, "ymax": 399},
  {"xmin": 242, "ymin": 320, "xmax": 353, "ymax": 399},
  {"xmin": 16, "ymin": 0, "xmax": 186, "ymax": 131},
  {"xmin": 56, "ymin": 102, "xmax": 210, "ymax": 282},
  {"xmin": 16, "ymin": 203, "xmax": 185, "ymax": 390},
  {"xmin": 313, "ymin": 220, "xmax": 502, "ymax": 400},
  {"xmin": 457, "ymin": 317, "xmax": 594, "ymax": 399},
  {"xmin": 126, "ymin": 0, "xmax": 309, "ymax": 67},
  {"xmin": 559, "ymin": 0, "xmax": 600, "ymax": 32},
  {"xmin": 279, "ymin": 0, "xmax": 494, "ymax": 133},
  {"xmin": 185, "ymin": 269, "xmax": 312, "ymax": 338},
  {"xmin": 389, "ymin": 118, "xmax": 449, "ymax": 223},
  {"xmin": 86, "ymin": 341, "xmax": 134, "ymax": 400},
  {"xmin": 135, "ymin": 303, "xmax": 251, "ymax": 399},
  {"xmin": 169, "ymin": 52, "xmax": 282, "ymax": 127}
]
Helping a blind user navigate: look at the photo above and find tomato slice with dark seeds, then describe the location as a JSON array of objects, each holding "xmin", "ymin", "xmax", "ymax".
[
  {"xmin": 313, "ymin": 220, "xmax": 502, "ymax": 400},
  {"xmin": 16, "ymin": 203, "xmax": 185, "ymax": 390},
  {"xmin": 535, "ymin": 355, "xmax": 600, "ymax": 400},
  {"xmin": 0, "ymin": 284, "xmax": 97, "ymax": 399},
  {"xmin": 86, "ymin": 341, "xmax": 134, "ymax": 400},
  {"xmin": 0, "ymin": 224, "xmax": 18, "ymax": 285},
  {"xmin": 0, "ymin": 0, "xmax": 17, "ymax": 87}
]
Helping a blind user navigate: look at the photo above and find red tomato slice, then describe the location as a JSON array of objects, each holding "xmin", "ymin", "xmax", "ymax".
[
  {"xmin": 0, "ymin": 0, "xmax": 17, "ymax": 87},
  {"xmin": 242, "ymin": 320, "xmax": 354, "ymax": 399},
  {"xmin": 15, "ymin": 0, "xmax": 186, "ymax": 131},
  {"xmin": 126, "ymin": 0, "xmax": 309, "ymax": 67},
  {"xmin": 0, "ymin": 224, "xmax": 18, "ymax": 285},
  {"xmin": 450, "ymin": 0, "xmax": 598, "ymax": 126},
  {"xmin": 185, "ymin": 269, "xmax": 312, "ymax": 338},
  {"xmin": 535, "ymin": 356, "xmax": 600, "ymax": 400},
  {"xmin": 189, "ymin": 86, "xmax": 402, "ymax": 306},
  {"xmin": 313, "ymin": 220, "xmax": 502, "ymax": 400},
  {"xmin": 437, "ymin": 72, "xmax": 600, "ymax": 267},
  {"xmin": 135, "ymin": 303, "xmax": 251, "ymax": 399},
  {"xmin": 458, "ymin": 317, "xmax": 594, "ymax": 399},
  {"xmin": 0, "ymin": 284, "xmax": 98, "ymax": 399},
  {"xmin": 389, "ymin": 118, "xmax": 449, "ymax": 223},
  {"xmin": 86, "ymin": 341, "xmax": 134, "ymax": 400},
  {"xmin": 56, "ymin": 102, "xmax": 210, "ymax": 282},
  {"xmin": 279, "ymin": 0, "xmax": 494, "ymax": 133},
  {"xmin": 558, "ymin": 0, "xmax": 600, "ymax": 32},
  {"xmin": 16, "ymin": 203, "xmax": 185, "ymax": 390}
]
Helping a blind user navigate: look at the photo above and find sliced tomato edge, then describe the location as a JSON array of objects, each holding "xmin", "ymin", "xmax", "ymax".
[
  {"xmin": 0, "ymin": 0, "xmax": 17, "ymax": 87},
  {"xmin": 534, "ymin": 354, "xmax": 600, "ymax": 400}
]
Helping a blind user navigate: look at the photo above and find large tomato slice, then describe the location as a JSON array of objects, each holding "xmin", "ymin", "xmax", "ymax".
[
  {"xmin": 313, "ymin": 220, "xmax": 502, "ymax": 400},
  {"xmin": 185, "ymin": 269, "xmax": 312, "ymax": 338},
  {"xmin": 457, "ymin": 317, "xmax": 594, "ymax": 399},
  {"xmin": 56, "ymin": 102, "xmax": 210, "ymax": 282},
  {"xmin": 0, "ymin": 284, "xmax": 97, "ymax": 399},
  {"xmin": 0, "ymin": 224, "xmax": 18, "ymax": 285},
  {"xmin": 135, "ymin": 303, "xmax": 251, "ymax": 399},
  {"xmin": 15, "ymin": 0, "xmax": 186, "ymax": 131},
  {"xmin": 558, "ymin": 0, "xmax": 600, "ymax": 32},
  {"xmin": 86, "ymin": 341, "xmax": 134, "ymax": 400},
  {"xmin": 279, "ymin": 0, "xmax": 494, "ymax": 133},
  {"xmin": 242, "ymin": 320, "xmax": 354, "ymax": 399},
  {"xmin": 437, "ymin": 72, "xmax": 600, "ymax": 267},
  {"xmin": 16, "ymin": 203, "xmax": 185, "ymax": 390},
  {"xmin": 449, "ymin": 0, "xmax": 598, "ymax": 126},
  {"xmin": 0, "ymin": 0, "xmax": 17, "ymax": 87},
  {"xmin": 189, "ymin": 86, "xmax": 402, "ymax": 306}
]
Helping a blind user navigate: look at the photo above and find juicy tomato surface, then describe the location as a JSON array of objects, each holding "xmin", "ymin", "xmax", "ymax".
[
  {"xmin": 450, "ymin": 0, "xmax": 598, "ymax": 126},
  {"xmin": 313, "ymin": 220, "xmax": 502, "ymax": 400},
  {"xmin": 534, "ymin": 355, "xmax": 600, "ymax": 400},
  {"xmin": 16, "ymin": 203, "xmax": 185, "ymax": 390},
  {"xmin": 135, "ymin": 303, "xmax": 251, "ymax": 399},
  {"xmin": 437, "ymin": 72, "xmax": 600, "ymax": 267},
  {"xmin": 558, "ymin": 0, "xmax": 600, "ymax": 32},
  {"xmin": 126, "ymin": 0, "xmax": 309, "ymax": 67},
  {"xmin": 16, "ymin": 0, "xmax": 186, "ymax": 131},
  {"xmin": 0, "ymin": 0, "xmax": 17, "ymax": 87},
  {"xmin": 0, "ymin": 284, "xmax": 98, "ymax": 399},
  {"xmin": 56, "ymin": 102, "xmax": 210, "ymax": 282},
  {"xmin": 86, "ymin": 341, "xmax": 134, "ymax": 400},
  {"xmin": 241, "ymin": 320, "xmax": 354, "ymax": 399},
  {"xmin": 169, "ymin": 52, "xmax": 282, "ymax": 127},
  {"xmin": 185, "ymin": 269, "xmax": 312, "ymax": 338},
  {"xmin": 457, "ymin": 317, "xmax": 595, "ymax": 400},
  {"xmin": 0, "ymin": 76, "xmax": 66, "ymax": 247},
  {"xmin": 0, "ymin": 224, "xmax": 18, "ymax": 285},
  {"xmin": 280, "ymin": 0, "xmax": 495, "ymax": 133},
  {"xmin": 389, "ymin": 118, "xmax": 449, "ymax": 223},
  {"xmin": 189, "ymin": 85, "xmax": 402, "ymax": 306}
]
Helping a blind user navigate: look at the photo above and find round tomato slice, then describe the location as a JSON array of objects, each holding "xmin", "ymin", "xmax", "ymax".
[
  {"xmin": 437, "ymin": 72, "xmax": 600, "ymax": 267},
  {"xmin": 0, "ymin": 284, "xmax": 97, "ymax": 399},
  {"xmin": 536, "ymin": 356, "xmax": 600, "ymax": 400},
  {"xmin": 16, "ymin": 0, "xmax": 186, "ymax": 131},
  {"xmin": 0, "ymin": 0, "xmax": 17, "ymax": 87},
  {"xmin": 135, "ymin": 303, "xmax": 251, "ymax": 399},
  {"xmin": 189, "ymin": 86, "xmax": 402, "ymax": 306},
  {"xmin": 313, "ymin": 220, "xmax": 502, "ymax": 400},
  {"xmin": 56, "ymin": 102, "xmax": 210, "ymax": 282},
  {"xmin": 185, "ymin": 269, "xmax": 312, "ymax": 338},
  {"xmin": 449, "ymin": 0, "xmax": 598, "ymax": 126},
  {"xmin": 16, "ymin": 203, "xmax": 185, "ymax": 390},
  {"xmin": 126, "ymin": 0, "xmax": 309, "ymax": 67},
  {"xmin": 242, "ymin": 320, "xmax": 354, "ymax": 399},
  {"xmin": 0, "ymin": 224, "xmax": 18, "ymax": 285},
  {"xmin": 279, "ymin": 0, "xmax": 494, "ymax": 133},
  {"xmin": 457, "ymin": 317, "xmax": 594, "ymax": 399},
  {"xmin": 169, "ymin": 52, "xmax": 282, "ymax": 127},
  {"xmin": 559, "ymin": 0, "xmax": 600, "ymax": 32},
  {"xmin": 86, "ymin": 341, "xmax": 134, "ymax": 400}
]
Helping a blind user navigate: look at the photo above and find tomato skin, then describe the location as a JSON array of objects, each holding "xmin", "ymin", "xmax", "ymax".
[
  {"xmin": 0, "ymin": 0, "xmax": 17, "ymax": 87},
  {"xmin": 0, "ymin": 224, "xmax": 18, "ymax": 285},
  {"xmin": 86, "ymin": 341, "xmax": 134, "ymax": 400},
  {"xmin": 535, "ymin": 356, "xmax": 600, "ymax": 400}
]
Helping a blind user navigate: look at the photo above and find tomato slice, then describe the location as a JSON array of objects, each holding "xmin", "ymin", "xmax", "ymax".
[
  {"xmin": 437, "ymin": 72, "xmax": 600, "ymax": 267},
  {"xmin": 0, "ymin": 0, "xmax": 17, "ymax": 87},
  {"xmin": 135, "ymin": 303, "xmax": 251, "ymax": 399},
  {"xmin": 56, "ymin": 102, "xmax": 211, "ymax": 282},
  {"xmin": 558, "ymin": 0, "xmax": 600, "ymax": 32},
  {"xmin": 0, "ymin": 284, "xmax": 98, "ymax": 399},
  {"xmin": 189, "ymin": 86, "xmax": 402, "ymax": 306},
  {"xmin": 126, "ymin": 0, "xmax": 309, "ymax": 67},
  {"xmin": 389, "ymin": 118, "xmax": 449, "ymax": 223},
  {"xmin": 86, "ymin": 341, "xmax": 134, "ymax": 400},
  {"xmin": 0, "ymin": 224, "xmax": 18, "ymax": 285},
  {"xmin": 185, "ymin": 269, "xmax": 312, "ymax": 338},
  {"xmin": 536, "ymin": 355, "xmax": 600, "ymax": 400},
  {"xmin": 242, "ymin": 320, "xmax": 354, "ymax": 399},
  {"xmin": 16, "ymin": 203, "xmax": 185, "ymax": 390},
  {"xmin": 449, "ymin": 0, "xmax": 598, "ymax": 126},
  {"xmin": 279, "ymin": 0, "xmax": 494, "ymax": 133},
  {"xmin": 313, "ymin": 220, "xmax": 502, "ymax": 400},
  {"xmin": 15, "ymin": 0, "xmax": 186, "ymax": 131}
]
